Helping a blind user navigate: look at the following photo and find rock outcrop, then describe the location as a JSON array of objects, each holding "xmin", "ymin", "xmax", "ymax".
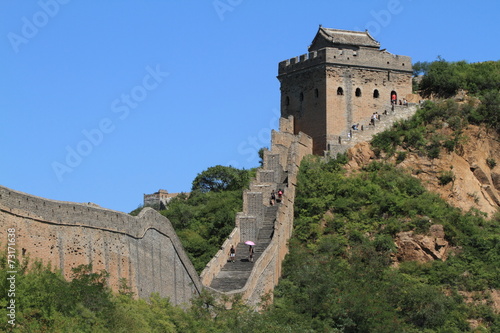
[
  {"xmin": 393, "ymin": 224, "xmax": 449, "ymax": 264},
  {"xmin": 346, "ymin": 125, "xmax": 500, "ymax": 218}
]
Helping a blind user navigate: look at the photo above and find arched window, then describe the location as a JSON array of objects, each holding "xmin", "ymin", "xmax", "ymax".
[
  {"xmin": 285, "ymin": 96, "xmax": 290, "ymax": 106},
  {"xmin": 315, "ymin": 88, "xmax": 319, "ymax": 98},
  {"xmin": 373, "ymin": 89, "xmax": 380, "ymax": 98},
  {"xmin": 337, "ymin": 87, "xmax": 344, "ymax": 96},
  {"xmin": 355, "ymin": 88, "xmax": 362, "ymax": 97},
  {"xmin": 300, "ymin": 92, "xmax": 304, "ymax": 102}
]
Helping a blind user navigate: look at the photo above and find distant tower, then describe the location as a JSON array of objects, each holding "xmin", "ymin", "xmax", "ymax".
[{"xmin": 278, "ymin": 27, "xmax": 413, "ymax": 154}]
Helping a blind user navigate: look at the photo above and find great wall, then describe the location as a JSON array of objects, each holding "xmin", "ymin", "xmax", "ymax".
[
  {"xmin": 0, "ymin": 116, "xmax": 313, "ymax": 307},
  {"xmin": 0, "ymin": 27, "xmax": 416, "ymax": 307}
]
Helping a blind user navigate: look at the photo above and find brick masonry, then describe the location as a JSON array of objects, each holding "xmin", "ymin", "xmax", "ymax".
[
  {"xmin": 0, "ymin": 188, "xmax": 202, "ymax": 306},
  {"xmin": 0, "ymin": 28, "xmax": 414, "ymax": 307},
  {"xmin": 201, "ymin": 116, "xmax": 313, "ymax": 307},
  {"xmin": 278, "ymin": 28, "xmax": 413, "ymax": 154}
]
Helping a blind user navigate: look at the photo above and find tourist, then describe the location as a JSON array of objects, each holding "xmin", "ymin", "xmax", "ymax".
[
  {"xmin": 391, "ymin": 93, "xmax": 397, "ymax": 105},
  {"xmin": 352, "ymin": 123, "xmax": 359, "ymax": 130},
  {"xmin": 249, "ymin": 245, "xmax": 254, "ymax": 263},
  {"xmin": 270, "ymin": 190, "xmax": 276, "ymax": 205},
  {"xmin": 229, "ymin": 245, "xmax": 236, "ymax": 263}
]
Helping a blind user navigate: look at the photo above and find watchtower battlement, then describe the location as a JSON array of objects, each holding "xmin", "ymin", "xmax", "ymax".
[
  {"xmin": 278, "ymin": 47, "xmax": 411, "ymax": 76},
  {"xmin": 278, "ymin": 26, "xmax": 413, "ymax": 154}
]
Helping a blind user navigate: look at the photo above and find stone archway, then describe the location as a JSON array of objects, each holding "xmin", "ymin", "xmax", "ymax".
[{"xmin": 391, "ymin": 90, "xmax": 397, "ymax": 104}]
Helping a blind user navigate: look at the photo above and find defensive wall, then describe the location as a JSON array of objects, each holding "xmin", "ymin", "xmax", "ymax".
[
  {"xmin": 0, "ymin": 188, "xmax": 202, "ymax": 306},
  {"xmin": 200, "ymin": 116, "xmax": 312, "ymax": 306},
  {"xmin": 0, "ymin": 116, "xmax": 312, "ymax": 308},
  {"xmin": 328, "ymin": 103, "xmax": 419, "ymax": 156}
]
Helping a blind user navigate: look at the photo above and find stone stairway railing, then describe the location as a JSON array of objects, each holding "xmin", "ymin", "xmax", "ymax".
[
  {"xmin": 200, "ymin": 116, "xmax": 313, "ymax": 307},
  {"xmin": 327, "ymin": 103, "xmax": 419, "ymax": 157}
]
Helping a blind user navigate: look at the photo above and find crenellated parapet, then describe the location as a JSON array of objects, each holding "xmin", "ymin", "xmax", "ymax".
[{"xmin": 278, "ymin": 47, "xmax": 412, "ymax": 78}]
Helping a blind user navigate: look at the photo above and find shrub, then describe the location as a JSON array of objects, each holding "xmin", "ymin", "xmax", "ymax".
[
  {"xmin": 426, "ymin": 143, "xmax": 441, "ymax": 159},
  {"xmin": 443, "ymin": 138, "xmax": 457, "ymax": 152},
  {"xmin": 396, "ymin": 151, "xmax": 407, "ymax": 164},
  {"xmin": 438, "ymin": 171, "xmax": 455, "ymax": 186},
  {"xmin": 486, "ymin": 157, "xmax": 497, "ymax": 169}
]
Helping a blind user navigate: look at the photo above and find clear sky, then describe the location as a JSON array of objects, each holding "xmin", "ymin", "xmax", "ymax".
[{"xmin": 1, "ymin": 0, "xmax": 499, "ymax": 213}]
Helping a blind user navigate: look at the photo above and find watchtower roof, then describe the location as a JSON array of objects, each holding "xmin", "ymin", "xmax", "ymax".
[{"xmin": 308, "ymin": 26, "xmax": 380, "ymax": 52}]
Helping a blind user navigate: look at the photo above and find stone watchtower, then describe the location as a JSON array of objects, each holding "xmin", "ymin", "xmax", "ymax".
[{"xmin": 278, "ymin": 26, "xmax": 413, "ymax": 154}]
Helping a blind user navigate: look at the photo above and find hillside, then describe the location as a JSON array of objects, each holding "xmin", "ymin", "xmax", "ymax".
[
  {"xmin": 1, "ymin": 59, "xmax": 499, "ymax": 332},
  {"xmin": 266, "ymin": 60, "xmax": 500, "ymax": 331},
  {"xmin": 347, "ymin": 123, "xmax": 500, "ymax": 218},
  {"xmin": 272, "ymin": 145, "xmax": 500, "ymax": 331}
]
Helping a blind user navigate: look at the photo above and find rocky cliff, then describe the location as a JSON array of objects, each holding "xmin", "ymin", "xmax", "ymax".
[
  {"xmin": 347, "ymin": 124, "xmax": 500, "ymax": 219},
  {"xmin": 346, "ymin": 124, "xmax": 500, "ymax": 314}
]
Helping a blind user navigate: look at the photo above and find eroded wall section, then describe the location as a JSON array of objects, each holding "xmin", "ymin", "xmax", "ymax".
[{"xmin": 0, "ymin": 187, "xmax": 202, "ymax": 306}]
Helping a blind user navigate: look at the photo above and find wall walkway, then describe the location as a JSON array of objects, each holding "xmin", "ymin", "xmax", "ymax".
[
  {"xmin": 0, "ymin": 105, "xmax": 412, "ymax": 308},
  {"xmin": 328, "ymin": 104, "xmax": 418, "ymax": 156},
  {"xmin": 200, "ymin": 116, "xmax": 313, "ymax": 306}
]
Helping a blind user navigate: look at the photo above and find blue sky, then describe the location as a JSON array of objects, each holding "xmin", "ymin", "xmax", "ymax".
[{"xmin": 1, "ymin": 0, "xmax": 499, "ymax": 213}]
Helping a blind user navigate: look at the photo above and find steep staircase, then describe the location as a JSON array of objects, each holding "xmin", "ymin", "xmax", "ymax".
[
  {"xmin": 209, "ymin": 205, "xmax": 279, "ymax": 292},
  {"xmin": 329, "ymin": 104, "xmax": 419, "ymax": 156}
]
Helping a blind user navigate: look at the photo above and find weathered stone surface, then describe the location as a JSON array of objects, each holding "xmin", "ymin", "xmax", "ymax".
[
  {"xmin": 278, "ymin": 27, "xmax": 413, "ymax": 154},
  {"xmin": 346, "ymin": 125, "xmax": 500, "ymax": 218},
  {"xmin": 0, "ymin": 188, "xmax": 202, "ymax": 306},
  {"xmin": 491, "ymin": 172, "xmax": 500, "ymax": 192},
  {"xmin": 201, "ymin": 116, "xmax": 313, "ymax": 308},
  {"xmin": 474, "ymin": 166, "xmax": 491, "ymax": 185},
  {"xmin": 346, "ymin": 142, "xmax": 375, "ymax": 169}
]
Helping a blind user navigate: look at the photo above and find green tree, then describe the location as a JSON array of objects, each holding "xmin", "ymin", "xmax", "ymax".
[
  {"xmin": 191, "ymin": 165, "xmax": 250, "ymax": 193},
  {"xmin": 412, "ymin": 60, "xmax": 430, "ymax": 76}
]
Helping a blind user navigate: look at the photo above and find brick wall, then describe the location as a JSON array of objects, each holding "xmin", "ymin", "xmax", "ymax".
[{"xmin": 0, "ymin": 188, "xmax": 202, "ymax": 306}]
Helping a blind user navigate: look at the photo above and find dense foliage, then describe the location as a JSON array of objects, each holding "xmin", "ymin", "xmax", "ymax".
[
  {"xmin": 268, "ymin": 156, "xmax": 500, "ymax": 332},
  {"xmin": 416, "ymin": 58, "xmax": 500, "ymax": 98},
  {"xmin": 191, "ymin": 165, "xmax": 251, "ymax": 193},
  {"xmin": 372, "ymin": 99, "xmax": 469, "ymax": 158},
  {"xmin": 6, "ymin": 158, "xmax": 500, "ymax": 332},
  {"xmin": 0, "ymin": 258, "xmax": 273, "ymax": 332},
  {"xmin": 374, "ymin": 59, "xmax": 500, "ymax": 158}
]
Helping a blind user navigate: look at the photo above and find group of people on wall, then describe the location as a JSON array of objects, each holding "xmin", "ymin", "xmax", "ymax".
[
  {"xmin": 229, "ymin": 244, "xmax": 255, "ymax": 263},
  {"xmin": 227, "ymin": 188, "xmax": 285, "ymax": 264}
]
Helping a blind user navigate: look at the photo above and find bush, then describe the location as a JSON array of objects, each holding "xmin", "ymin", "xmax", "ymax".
[
  {"xmin": 396, "ymin": 151, "xmax": 407, "ymax": 164},
  {"xmin": 426, "ymin": 143, "xmax": 441, "ymax": 159},
  {"xmin": 487, "ymin": 157, "xmax": 497, "ymax": 169},
  {"xmin": 438, "ymin": 171, "xmax": 455, "ymax": 185}
]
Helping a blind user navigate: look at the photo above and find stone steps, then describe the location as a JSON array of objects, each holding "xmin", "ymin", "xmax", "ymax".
[
  {"xmin": 328, "ymin": 104, "xmax": 418, "ymax": 156},
  {"xmin": 209, "ymin": 204, "xmax": 280, "ymax": 292}
]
